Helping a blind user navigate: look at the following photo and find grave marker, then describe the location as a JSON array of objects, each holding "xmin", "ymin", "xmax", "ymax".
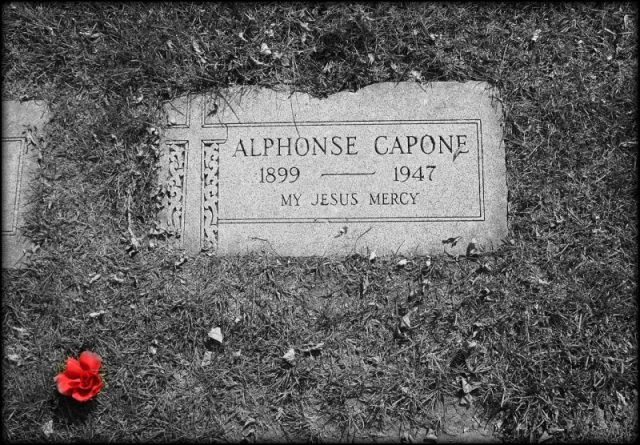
[
  {"xmin": 157, "ymin": 82, "xmax": 507, "ymax": 256},
  {"xmin": 2, "ymin": 101, "xmax": 49, "ymax": 268}
]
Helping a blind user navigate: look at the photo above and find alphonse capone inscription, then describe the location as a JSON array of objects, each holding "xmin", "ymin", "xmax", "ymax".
[{"xmin": 157, "ymin": 82, "xmax": 505, "ymax": 256}]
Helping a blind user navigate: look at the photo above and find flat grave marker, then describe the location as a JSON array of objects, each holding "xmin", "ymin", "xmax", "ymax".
[
  {"xmin": 157, "ymin": 82, "xmax": 507, "ymax": 256},
  {"xmin": 2, "ymin": 100, "xmax": 49, "ymax": 268}
]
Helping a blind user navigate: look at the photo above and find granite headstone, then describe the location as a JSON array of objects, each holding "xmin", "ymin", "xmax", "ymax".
[
  {"xmin": 157, "ymin": 82, "xmax": 506, "ymax": 256},
  {"xmin": 2, "ymin": 100, "xmax": 48, "ymax": 268}
]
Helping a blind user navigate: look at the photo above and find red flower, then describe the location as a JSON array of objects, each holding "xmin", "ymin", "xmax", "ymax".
[{"xmin": 54, "ymin": 351, "xmax": 103, "ymax": 402}]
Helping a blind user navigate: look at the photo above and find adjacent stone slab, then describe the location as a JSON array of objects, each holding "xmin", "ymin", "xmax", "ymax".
[
  {"xmin": 2, "ymin": 101, "xmax": 48, "ymax": 268},
  {"xmin": 157, "ymin": 82, "xmax": 506, "ymax": 256}
]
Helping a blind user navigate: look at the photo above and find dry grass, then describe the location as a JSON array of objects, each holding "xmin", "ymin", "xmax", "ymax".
[{"xmin": 2, "ymin": 2, "xmax": 637, "ymax": 442}]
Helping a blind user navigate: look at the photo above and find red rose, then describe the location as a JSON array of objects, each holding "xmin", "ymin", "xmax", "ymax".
[{"xmin": 54, "ymin": 351, "xmax": 103, "ymax": 402}]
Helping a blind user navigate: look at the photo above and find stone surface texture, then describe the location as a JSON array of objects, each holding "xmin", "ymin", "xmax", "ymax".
[
  {"xmin": 2, "ymin": 100, "xmax": 48, "ymax": 268},
  {"xmin": 158, "ymin": 82, "xmax": 506, "ymax": 256}
]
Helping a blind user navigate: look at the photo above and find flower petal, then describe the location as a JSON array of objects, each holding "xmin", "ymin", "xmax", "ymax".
[
  {"xmin": 55, "ymin": 373, "xmax": 80, "ymax": 396},
  {"xmin": 71, "ymin": 374, "xmax": 103, "ymax": 402},
  {"xmin": 64, "ymin": 357, "xmax": 83, "ymax": 378},
  {"xmin": 71, "ymin": 388, "xmax": 95, "ymax": 402},
  {"xmin": 79, "ymin": 351, "xmax": 102, "ymax": 373}
]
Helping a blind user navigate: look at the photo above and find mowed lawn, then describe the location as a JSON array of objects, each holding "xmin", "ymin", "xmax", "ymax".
[{"xmin": 2, "ymin": 3, "xmax": 637, "ymax": 442}]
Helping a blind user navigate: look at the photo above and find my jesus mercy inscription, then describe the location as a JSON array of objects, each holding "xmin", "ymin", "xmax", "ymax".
[{"xmin": 157, "ymin": 82, "xmax": 506, "ymax": 256}]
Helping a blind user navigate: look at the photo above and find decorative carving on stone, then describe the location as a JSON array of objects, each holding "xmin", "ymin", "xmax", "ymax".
[
  {"xmin": 158, "ymin": 140, "xmax": 187, "ymax": 237},
  {"xmin": 202, "ymin": 140, "xmax": 220, "ymax": 250}
]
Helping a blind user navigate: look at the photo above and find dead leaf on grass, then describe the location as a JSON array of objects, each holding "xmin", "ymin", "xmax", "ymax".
[
  {"xmin": 400, "ymin": 313, "xmax": 412, "ymax": 330},
  {"xmin": 369, "ymin": 250, "xmax": 377, "ymax": 262},
  {"xmin": 409, "ymin": 70, "xmax": 423, "ymax": 81},
  {"xmin": 397, "ymin": 258, "xmax": 408, "ymax": 267},
  {"xmin": 7, "ymin": 353, "xmax": 21, "ymax": 364},
  {"xmin": 426, "ymin": 428, "xmax": 438, "ymax": 441},
  {"xmin": 442, "ymin": 236, "xmax": 461, "ymax": 247},
  {"xmin": 282, "ymin": 348, "xmax": 296, "ymax": 365},
  {"xmin": 538, "ymin": 431, "xmax": 552, "ymax": 443},
  {"xmin": 208, "ymin": 327, "xmax": 223, "ymax": 344},
  {"xmin": 532, "ymin": 29, "xmax": 542, "ymax": 42},
  {"xmin": 334, "ymin": 226, "xmax": 348, "ymax": 238},
  {"xmin": 88, "ymin": 310, "xmax": 106, "ymax": 318},
  {"xmin": 201, "ymin": 351, "xmax": 212, "ymax": 367},
  {"xmin": 260, "ymin": 42, "xmax": 272, "ymax": 56},
  {"xmin": 42, "ymin": 419, "xmax": 54, "ymax": 438},
  {"xmin": 88, "ymin": 273, "xmax": 101, "ymax": 284}
]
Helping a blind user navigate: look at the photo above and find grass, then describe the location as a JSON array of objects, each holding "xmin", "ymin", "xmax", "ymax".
[{"xmin": 2, "ymin": 2, "xmax": 638, "ymax": 442}]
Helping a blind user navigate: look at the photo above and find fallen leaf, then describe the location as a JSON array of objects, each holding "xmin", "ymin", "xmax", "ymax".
[
  {"xmin": 538, "ymin": 431, "xmax": 552, "ymax": 443},
  {"xmin": 442, "ymin": 236, "xmax": 462, "ymax": 247},
  {"xmin": 409, "ymin": 70, "xmax": 422, "ymax": 81},
  {"xmin": 425, "ymin": 428, "xmax": 438, "ymax": 441},
  {"xmin": 208, "ymin": 327, "xmax": 223, "ymax": 344},
  {"xmin": 368, "ymin": 53, "xmax": 375, "ymax": 64},
  {"xmin": 461, "ymin": 377, "xmax": 472, "ymax": 394},
  {"xmin": 334, "ymin": 226, "xmax": 348, "ymax": 238},
  {"xmin": 282, "ymin": 348, "xmax": 296, "ymax": 364},
  {"xmin": 400, "ymin": 313, "xmax": 411, "ymax": 330},
  {"xmin": 201, "ymin": 351, "xmax": 212, "ymax": 367},
  {"xmin": 89, "ymin": 273, "xmax": 101, "ymax": 284},
  {"xmin": 88, "ymin": 310, "xmax": 106, "ymax": 318},
  {"xmin": 260, "ymin": 42, "xmax": 272, "ymax": 56},
  {"xmin": 238, "ymin": 31, "xmax": 247, "ymax": 42},
  {"xmin": 192, "ymin": 38, "xmax": 204, "ymax": 55},
  {"xmin": 459, "ymin": 393, "xmax": 473, "ymax": 406},
  {"xmin": 7, "ymin": 353, "xmax": 20, "ymax": 363},
  {"xmin": 369, "ymin": 251, "xmax": 377, "ymax": 262},
  {"xmin": 42, "ymin": 419, "xmax": 54, "ymax": 438},
  {"xmin": 174, "ymin": 257, "xmax": 186, "ymax": 267},
  {"xmin": 532, "ymin": 29, "xmax": 542, "ymax": 42},
  {"xmin": 397, "ymin": 258, "xmax": 408, "ymax": 267},
  {"xmin": 148, "ymin": 345, "xmax": 157, "ymax": 355}
]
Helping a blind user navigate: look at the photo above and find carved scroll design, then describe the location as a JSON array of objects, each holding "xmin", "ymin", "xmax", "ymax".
[
  {"xmin": 158, "ymin": 140, "xmax": 187, "ymax": 237},
  {"xmin": 202, "ymin": 140, "xmax": 220, "ymax": 250}
]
